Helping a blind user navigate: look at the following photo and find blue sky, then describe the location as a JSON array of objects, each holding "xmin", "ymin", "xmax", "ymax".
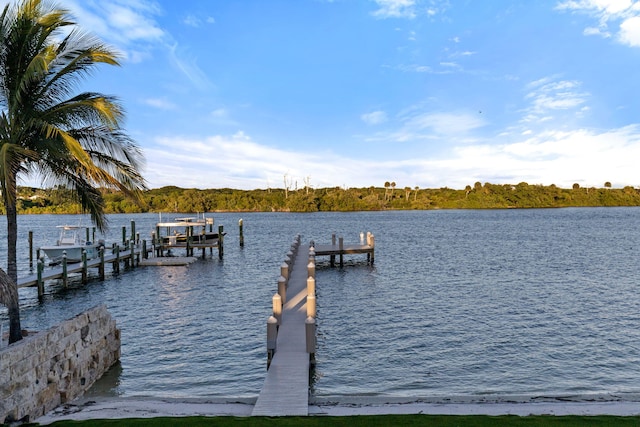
[{"xmin": 15, "ymin": 0, "xmax": 640, "ymax": 190}]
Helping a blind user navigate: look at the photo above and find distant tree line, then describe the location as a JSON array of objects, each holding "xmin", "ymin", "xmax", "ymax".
[{"xmin": 5, "ymin": 182, "xmax": 640, "ymax": 214}]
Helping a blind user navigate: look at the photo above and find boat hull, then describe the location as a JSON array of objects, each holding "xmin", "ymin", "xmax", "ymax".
[{"xmin": 40, "ymin": 244, "xmax": 101, "ymax": 264}]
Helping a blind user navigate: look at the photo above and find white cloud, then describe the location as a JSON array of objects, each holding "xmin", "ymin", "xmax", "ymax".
[
  {"xmin": 556, "ymin": 0, "xmax": 640, "ymax": 47},
  {"xmin": 66, "ymin": 0, "xmax": 165, "ymax": 45},
  {"xmin": 183, "ymin": 14, "xmax": 201, "ymax": 27},
  {"xmin": 144, "ymin": 98, "xmax": 176, "ymax": 110},
  {"xmin": 167, "ymin": 43, "xmax": 213, "ymax": 90},
  {"xmin": 209, "ymin": 108, "xmax": 238, "ymax": 126},
  {"xmin": 361, "ymin": 111, "xmax": 388, "ymax": 125},
  {"xmin": 371, "ymin": 0, "xmax": 417, "ymax": 19},
  {"xmin": 619, "ymin": 15, "xmax": 640, "ymax": 45},
  {"xmin": 143, "ymin": 132, "xmax": 390, "ymax": 189},
  {"xmin": 522, "ymin": 77, "xmax": 589, "ymax": 123},
  {"xmin": 139, "ymin": 124, "xmax": 640, "ymax": 190},
  {"xmin": 364, "ymin": 109, "xmax": 486, "ymax": 144},
  {"xmin": 583, "ymin": 26, "xmax": 611, "ymax": 37},
  {"xmin": 403, "ymin": 111, "xmax": 485, "ymax": 136}
]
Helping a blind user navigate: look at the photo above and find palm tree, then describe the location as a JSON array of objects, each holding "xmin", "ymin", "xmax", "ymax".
[{"xmin": 0, "ymin": 0, "xmax": 146, "ymax": 343}]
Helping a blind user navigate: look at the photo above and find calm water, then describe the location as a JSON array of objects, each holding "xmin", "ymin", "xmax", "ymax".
[{"xmin": 1, "ymin": 208, "xmax": 640, "ymax": 401}]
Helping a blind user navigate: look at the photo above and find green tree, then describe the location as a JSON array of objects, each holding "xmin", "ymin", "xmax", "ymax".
[{"xmin": 0, "ymin": 0, "xmax": 146, "ymax": 343}]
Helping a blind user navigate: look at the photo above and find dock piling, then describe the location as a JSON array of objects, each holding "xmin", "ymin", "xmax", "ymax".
[
  {"xmin": 81, "ymin": 251, "xmax": 88, "ymax": 284},
  {"xmin": 280, "ymin": 263, "xmax": 289, "ymax": 281},
  {"xmin": 28, "ymin": 231, "xmax": 33, "ymax": 268},
  {"xmin": 130, "ymin": 241, "xmax": 135, "ymax": 268},
  {"xmin": 37, "ymin": 258, "xmax": 44, "ymax": 299},
  {"xmin": 218, "ymin": 225, "xmax": 224, "ymax": 259},
  {"xmin": 306, "ymin": 276, "xmax": 315, "ymax": 296},
  {"xmin": 98, "ymin": 248, "xmax": 105, "ymax": 280},
  {"xmin": 305, "ymin": 316, "xmax": 316, "ymax": 362},
  {"xmin": 266, "ymin": 316, "xmax": 278, "ymax": 368},
  {"xmin": 306, "ymin": 294, "xmax": 316, "ymax": 318},
  {"xmin": 239, "ymin": 219, "xmax": 244, "ymax": 247},
  {"xmin": 277, "ymin": 276, "xmax": 287, "ymax": 304},
  {"xmin": 62, "ymin": 253, "xmax": 68, "ymax": 288},
  {"xmin": 272, "ymin": 293, "xmax": 282, "ymax": 324}
]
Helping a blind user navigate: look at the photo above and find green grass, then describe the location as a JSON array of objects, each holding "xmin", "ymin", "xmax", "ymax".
[{"xmin": 39, "ymin": 415, "xmax": 640, "ymax": 426}]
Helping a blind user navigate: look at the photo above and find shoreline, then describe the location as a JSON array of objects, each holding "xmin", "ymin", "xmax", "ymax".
[{"xmin": 37, "ymin": 394, "xmax": 640, "ymax": 424}]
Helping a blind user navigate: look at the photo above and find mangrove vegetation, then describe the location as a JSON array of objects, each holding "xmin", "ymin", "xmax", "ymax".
[{"xmin": 7, "ymin": 182, "xmax": 640, "ymax": 214}]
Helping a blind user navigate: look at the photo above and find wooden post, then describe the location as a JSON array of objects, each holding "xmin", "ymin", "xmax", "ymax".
[
  {"xmin": 92, "ymin": 227, "xmax": 96, "ymax": 242},
  {"xmin": 99, "ymin": 247, "xmax": 105, "ymax": 280},
  {"xmin": 155, "ymin": 226, "xmax": 161, "ymax": 256},
  {"xmin": 307, "ymin": 261, "xmax": 315, "ymax": 279},
  {"xmin": 330, "ymin": 233, "xmax": 336, "ymax": 267},
  {"xmin": 239, "ymin": 218, "xmax": 244, "ymax": 247},
  {"xmin": 62, "ymin": 252, "xmax": 68, "ymax": 288},
  {"xmin": 218, "ymin": 225, "xmax": 224, "ymax": 259},
  {"xmin": 28, "ymin": 231, "xmax": 33, "ymax": 268},
  {"xmin": 122, "ymin": 226, "xmax": 126, "ymax": 245},
  {"xmin": 370, "ymin": 234, "xmax": 375, "ymax": 264},
  {"xmin": 130, "ymin": 241, "xmax": 135, "ymax": 268},
  {"xmin": 86, "ymin": 227, "xmax": 90, "ymax": 242},
  {"xmin": 37, "ymin": 258, "xmax": 44, "ymax": 299},
  {"xmin": 267, "ymin": 316, "xmax": 278, "ymax": 369},
  {"xmin": 306, "ymin": 294, "xmax": 316, "ymax": 318},
  {"xmin": 339, "ymin": 236, "xmax": 344, "ymax": 267},
  {"xmin": 280, "ymin": 262, "xmax": 289, "ymax": 281},
  {"xmin": 187, "ymin": 226, "xmax": 192, "ymax": 256},
  {"xmin": 81, "ymin": 250, "xmax": 88, "ymax": 284},
  {"xmin": 272, "ymin": 293, "xmax": 282, "ymax": 324},
  {"xmin": 277, "ymin": 276, "xmax": 287, "ymax": 304},
  {"xmin": 307, "ymin": 276, "xmax": 315, "ymax": 296},
  {"xmin": 130, "ymin": 220, "xmax": 136, "ymax": 243},
  {"xmin": 114, "ymin": 244, "xmax": 120, "ymax": 273},
  {"xmin": 142, "ymin": 239, "xmax": 148, "ymax": 259},
  {"xmin": 305, "ymin": 316, "xmax": 316, "ymax": 362}
]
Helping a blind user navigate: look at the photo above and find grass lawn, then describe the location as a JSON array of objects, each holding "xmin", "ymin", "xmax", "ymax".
[{"xmin": 40, "ymin": 415, "xmax": 640, "ymax": 426}]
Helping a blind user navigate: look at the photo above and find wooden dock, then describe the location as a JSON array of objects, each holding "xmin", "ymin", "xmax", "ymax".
[
  {"xmin": 313, "ymin": 232, "xmax": 375, "ymax": 266},
  {"xmin": 252, "ymin": 237, "xmax": 312, "ymax": 416},
  {"xmin": 17, "ymin": 243, "xmax": 149, "ymax": 289}
]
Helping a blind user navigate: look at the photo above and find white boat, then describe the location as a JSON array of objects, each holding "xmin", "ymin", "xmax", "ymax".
[{"xmin": 40, "ymin": 225, "xmax": 105, "ymax": 264}]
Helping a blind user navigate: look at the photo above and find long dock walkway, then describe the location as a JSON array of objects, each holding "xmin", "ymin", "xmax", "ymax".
[
  {"xmin": 252, "ymin": 239, "xmax": 311, "ymax": 416},
  {"xmin": 17, "ymin": 244, "xmax": 147, "ymax": 288}
]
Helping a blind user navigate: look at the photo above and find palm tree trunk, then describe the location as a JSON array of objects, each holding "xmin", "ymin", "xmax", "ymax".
[
  {"xmin": 0, "ymin": 268, "xmax": 21, "ymax": 344},
  {"xmin": 2, "ymin": 177, "xmax": 22, "ymax": 344}
]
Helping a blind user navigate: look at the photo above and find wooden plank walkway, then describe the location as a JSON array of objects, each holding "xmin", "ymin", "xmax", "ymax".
[{"xmin": 252, "ymin": 240, "xmax": 311, "ymax": 416}]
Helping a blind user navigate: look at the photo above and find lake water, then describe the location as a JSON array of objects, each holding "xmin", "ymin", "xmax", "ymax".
[{"xmin": 1, "ymin": 208, "xmax": 640, "ymax": 402}]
